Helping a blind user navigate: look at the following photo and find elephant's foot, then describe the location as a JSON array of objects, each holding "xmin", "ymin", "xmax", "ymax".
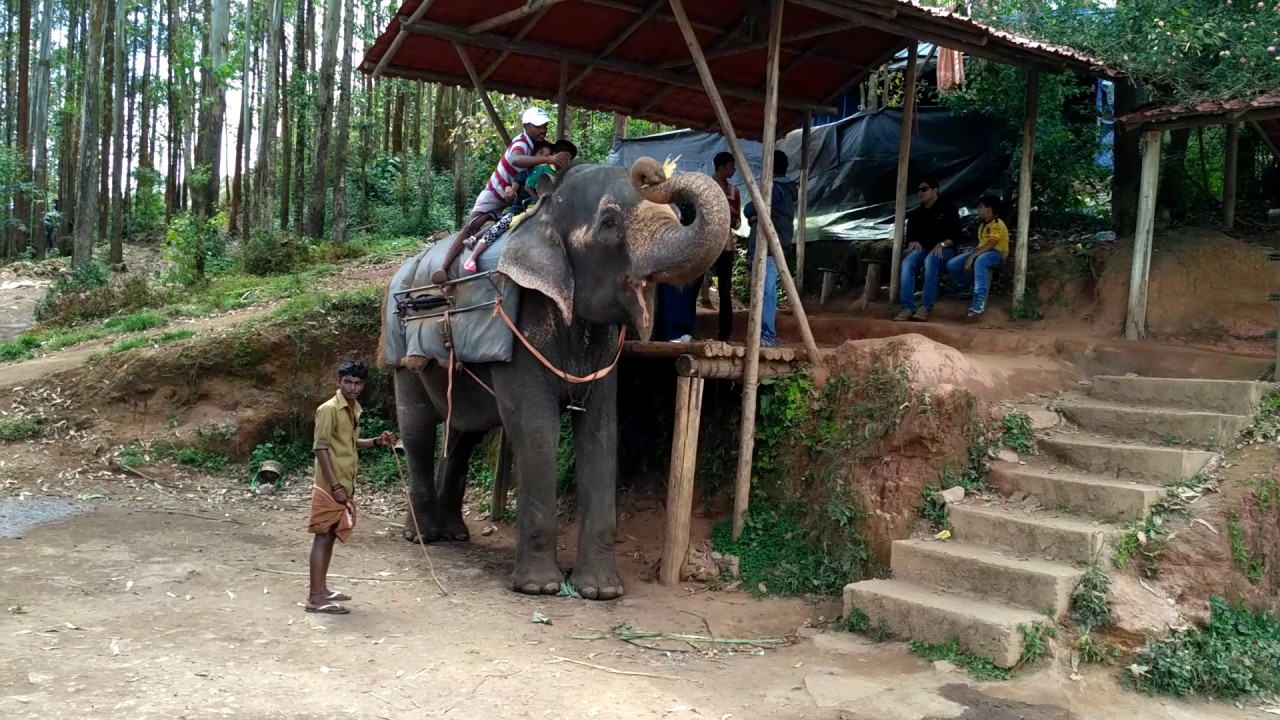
[
  {"xmin": 401, "ymin": 511, "xmax": 441, "ymax": 544},
  {"xmin": 569, "ymin": 563, "xmax": 624, "ymax": 601},
  {"xmin": 437, "ymin": 514, "xmax": 471, "ymax": 542},
  {"xmin": 509, "ymin": 559, "xmax": 564, "ymax": 596}
]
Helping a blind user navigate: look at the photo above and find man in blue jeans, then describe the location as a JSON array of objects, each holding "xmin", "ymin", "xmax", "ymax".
[
  {"xmin": 894, "ymin": 177, "xmax": 962, "ymax": 322},
  {"xmin": 744, "ymin": 150, "xmax": 798, "ymax": 348}
]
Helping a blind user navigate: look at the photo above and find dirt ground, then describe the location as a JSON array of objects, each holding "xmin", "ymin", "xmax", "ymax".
[{"xmin": 1, "ymin": 479, "xmax": 1272, "ymax": 720}]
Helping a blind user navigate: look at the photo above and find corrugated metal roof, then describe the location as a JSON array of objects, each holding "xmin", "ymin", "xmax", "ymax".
[
  {"xmin": 1118, "ymin": 91, "xmax": 1280, "ymax": 129},
  {"xmin": 360, "ymin": 0, "xmax": 1117, "ymax": 140}
]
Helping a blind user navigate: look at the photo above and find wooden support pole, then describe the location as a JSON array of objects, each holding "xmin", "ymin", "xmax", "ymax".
[
  {"xmin": 467, "ymin": 0, "xmax": 567, "ymax": 34},
  {"xmin": 557, "ymin": 60, "xmax": 569, "ymax": 141},
  {"xmin": 454, "ymin": 42, "xmax": 512, "ymax": 147},
  {"xmin": 490, "ymin": 430, "xmax": 513, "ymax": 522},
  {"xmin": 727, "ymin": 0, "xmax": 784, "ymax": 541},
  {"xmin": 1126, "ymin": 130, "xmax": 1163, "ymax": 341},
  {"xmin": 797, "ymin": 112, "xmax": 812, "ymax": 293},
  {"xmin": 889, "ymin": 41, "xmax": 919, "ymax": 304},
  {"xmin": 371, "ymin": 0, "xmax": 438, "ymax": 79},
  {"xmin": 1223, "ymin": 123, "xmax": 1239, "ymax": 229},
  {"xmin": 659, "ymin": 375, "xmax": 705, "ymax": 586},
  {"xmin": 676, "ymin": 355, "xmax": 795, "ymax": 380},
  {"xmin": 1012, "ymin": 70, "xmax": 1039, "ymax": 310}
]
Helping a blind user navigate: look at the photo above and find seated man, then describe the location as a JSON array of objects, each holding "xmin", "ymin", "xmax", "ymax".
[
  {"xmin": 744, "ymin": 150, "xmax": 798, "ymax": 348},
  {"xmin": 946, "ymin": 194, "xmax": 1009, "ymax": 318},
  {"xmin": 435, "ymin": 107, "xmax": 569, "ymax": 282},
  {"xmin": 894, "ymin": 178, "xmax": 962, "ymax": 322}
]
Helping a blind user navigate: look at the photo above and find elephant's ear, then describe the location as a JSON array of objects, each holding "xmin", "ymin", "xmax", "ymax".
[{"xmin": 496, "ymin": 213, "xmax": 574, "ymax": 325}]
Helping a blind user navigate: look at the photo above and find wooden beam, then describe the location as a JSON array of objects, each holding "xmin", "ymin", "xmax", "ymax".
[
  {"xmin": 889, "ymin": 41, "xmax": 919, "ymax": 305},
  {"xmin": 479, "ymin": 9, "xmax": 550, "ymax": 83},
  {"xmin": 400, "ymin": 17, "xmax": 837, "ymax": 115},
  {"xmin": 567, "ymin": 0, "xmax": 666, "ymax": 93},
  {"xmin": 380, "ymin": 65, "xmax": 698, "ymax": 130},
  {"xmin": 583, "ymin": 0, "xmax": 721, "ymax": 33},
  {"xmin": 660, "ymin": 21, "xmax": 863, "ymax": 70},
  {"xmin": 454, "ymin": 42, "xmax": 512, "ymax": 147},
  {"xmin": 490, "ymin": 430, "xmax": 513, "ymax": 522},
  {"xmin": 1012, "ymin": 70, "xmax": 1039, "ymax": 311},
  {"xmin": 467, "ymin": 0, "xmax": 567, "ymax": 34},
  {"xmin": 730, "ymin": 0, "xmax": 786, "ymax": 542},
  {"xmin": 658, "ymin": 375, "xmax": 705, "ymax": 586},
  {"xmin": 557, "ymin": 59, "xmax": 569, "ymax": 141},
  {"xmin": 1223, "ymin": 123, "xmax": 1239, "ymax": 230},
  {"xmin": 372, "ymin": 0, "xmax": 439, "ymax": 80},
  {"xmin": 1125, "ymin": 130, "xmax": 1162, "ymax": 341},
  {"xmin": 797, "ymin": 112, "xmax": 812, "ymax": 293},
  {"xmin": 675, "ymin": 355, "xmax": 795, "ymax": 380}
]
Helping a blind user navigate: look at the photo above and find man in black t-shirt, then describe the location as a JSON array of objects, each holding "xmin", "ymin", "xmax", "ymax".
[{"xmin": 895, "ymin": 177, "xmax": 962, "ymax": 322}]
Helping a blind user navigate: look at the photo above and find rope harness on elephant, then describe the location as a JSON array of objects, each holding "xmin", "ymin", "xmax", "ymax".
[{"xmin": 492, "ymin": 299, "xmax": 626, "ymax": 384}]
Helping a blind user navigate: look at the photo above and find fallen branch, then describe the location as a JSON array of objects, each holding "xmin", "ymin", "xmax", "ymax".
[
  {"xmin": 571, "ymin": 622, "xmax": 789, "ymax": 650},
  {"xmin": 152, "ymin": 509, "xmax": 244, "ymax": 525},
  {"xmin": 253, "ymin": 567, "xmax": 421, "ymax": 583},
  {"xmin": 547, "ymin": 656, "xmax": 702, "ymax": 685}
]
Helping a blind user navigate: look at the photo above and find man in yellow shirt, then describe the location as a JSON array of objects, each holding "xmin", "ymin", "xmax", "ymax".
[
  {"xmin": 946, "ymin": 194, "xmax": 1009, "ymax": 318},
  {"xmin": 306, "ymin": 360, "xmax": 395, "ymax": 615}
]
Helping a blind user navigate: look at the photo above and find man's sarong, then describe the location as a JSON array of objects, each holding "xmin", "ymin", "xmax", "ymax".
[{"xmin": 308, "ymin": 486, "xmax": 357, "ymax": 542}]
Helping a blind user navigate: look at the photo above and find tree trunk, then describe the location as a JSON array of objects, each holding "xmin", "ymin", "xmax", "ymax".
[
  {"xmin": 139, "ymin": 0, "xmax": 152, "ymax": 174},
  {"xmin": 253, "ymin": 0, "xmax": 282, "ymax": 234},
  {"xmin": 238, "ymin": 0, "xmax": 253, "ymax": 237},
  {"xmin": 57, "ymin": 0, "xmax": 80, "ymax": 250},
  {"xmin": 431, "ymin": 86, "xmax": 455, "ymax": 172},
  {"xmin": 123, "ymin": 22, "xmax": 136, "ymax": 243},
  {"xmin": 331, "ymin": 0, "xmax": 353, "ymax": 243},
  {"xmin": 164, "ymin": 0, "xmax": 179, "ymax": 221},
  {"xmin": 290, "ymin": 0, "xmax": 311, "ymax": 232},
  {"xmin": 453, "ymin": 91, "xmax": 468, "ymax": 229},
  {"xmin": 417, "ymin": 83, "xmax": 437, "ymax": 222},
  {"xmin": 100, "ymin": 0, "xmax": 115, "ymax": 242},
  {"xmin": 412, "ymin": 83, "xmax": 423, "ymax": 156},
  {"xmin": 72, "ymin": 0, "xmax": 108, "ymax": 267},
  {"xmin": 29, "ymin": 0, "xmax": 53, "ymax": 255},
  {"xmin": 109, "ymin": 0, "xmax": 126, "ymax": 264},
  {"xmin": 1158, "ymin": 128, "xmax": 1191, "ymax": 222},
  {"xmin": 14, "ymin": 0, "xmax": 31, "ymax": 255},
  {"xmin": 191, "ymin": 0, "xmax": 231, "ymax": 281},
  {"xmin": 392, "ymin": 88, "xmax": 406, "ymax": 155},
  {"xmin": 278, "ymin": 0, "xmax": 294, "ymax": 231},
  {"xmin": 1111, "ymin": 81, "xmax": 1141, "ymax": 236},
  {"xmin": 229, "ymin": 105, "xmax": 245, "ymax": 235},
  {"xmin": 303, "ymin": 0, "xmax": 342, "ymax": 239}
]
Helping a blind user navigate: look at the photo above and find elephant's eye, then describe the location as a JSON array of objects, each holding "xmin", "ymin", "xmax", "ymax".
[{"xmin": 599, "ymin": 215, "xmax": 618, "ymax": 230}]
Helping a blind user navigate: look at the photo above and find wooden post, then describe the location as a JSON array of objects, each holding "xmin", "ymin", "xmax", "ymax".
[
  {"xmin": 797, "ymin": 112, "xmax": 812, "ymax": 293},
  {"xmin": 1012, "ymin": 70, "xmax": 1039, "ymax": 310},
  {"xmin": 659, "ymin": 375, "xmax": 705, "ymax": 586},
  {"xmin": 727, "ymin": 0, "xmax": 783, "ymax": 541},
  {"xmin": 557, "ymin": 59, "xmax": 569, "ymax": 141},
  {"xmin": 1223, "ymin": 123, "xmax": 1239, "ymax": 229},
  {"xmin": 454, "ymin": 42, "xmax": 511, "ymax": 146},
  {"xmin": 888, "ymin": 41, "xmax": 919, "ymax": 304},
  {"xmin": 371, "ymin": 0, "xmax": 438, "ymax": 79},
  {"xmin": 490, "ymin": 429, "xmax": 513, "ymax": 522},
  {"xmin": 1126, "ymin": 129, "xmax": 1162, "ymax": 341}
]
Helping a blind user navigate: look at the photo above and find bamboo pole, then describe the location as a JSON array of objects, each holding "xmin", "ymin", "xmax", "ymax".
[
  {"xmin": 797, "ymin": 112, "xmax": 812, "ymax": 293},
  {"xmin": 1012, "ymin": 70, "xmax": 1039, "ymax": 310},
  {"xmin": 557, "ymin": 59, "xmax": 569, "ymax": 141},
  {"xmin": 454, "ymin": 42, "xmax": 512, "ymax": 146},
  {"xmin": 1125, "ymin": 130, "xmax": 1162, "ymax": 341},
  {"xmin": 658, "ymin": 375, "xmax": 705, "ymax": 586},
  {"xmin": 726, "ymin": 0, "xmax": 780, "ymax": 542},
  {"xmin": 888, "ymin": 41, "xmax": 919, "ymax": 304},
  {"xmin": 1223, "ymin": 123, "xmax": 1239, "ymax": 229}
]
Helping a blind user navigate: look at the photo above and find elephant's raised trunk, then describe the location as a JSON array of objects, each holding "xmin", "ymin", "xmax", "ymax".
[{"xmin": 627, "ymin": 157, "xmax": 731, "ymax": 287}]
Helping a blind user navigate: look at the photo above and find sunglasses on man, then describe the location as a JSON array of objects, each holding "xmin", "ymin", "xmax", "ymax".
[{"xmin": 917, "ymin": 185, "xmax": 934, "ymax": 193}]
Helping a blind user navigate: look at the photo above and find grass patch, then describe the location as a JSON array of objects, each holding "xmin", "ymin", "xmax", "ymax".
[
  {"xmin": 920, "ymin": 485, "xmax": 949, "ymax": 530},
  {"xmin": 0, "ymin": 415, "xmax": 46, "ymax": 441},
  {"xmin": 107, "ymin": 337, "xmax": 150, "ymax": 354},
  {"xmin": 1240, "ymin": 391, "xmax": 1280, "ymax": 444},
  {"xmin": 1076, "ymin": 631, "xmax": 1116, "ymax": 664},
  {"xmin": 1018, "ymin": 622, "xmax": 1057, "ymax": 666},
  {"xmin": 102, "ymin": 311, "xmax": 167, "ymax": 333},
  {"xmin": 1001, "ymin": 411, "xmax": 1036, "ymax": 455},
  {"xmin": 1227, "ymin": 515, "xmax": 1266, "ymax": 584},
  {"xmin": 118, "ymin": 442, "xmax": 229, "ymax": 472},
  {"xmin": 909, "ymin": 639, "xmax": 1011, "ymax": 681},
  {"xmin": 1132, "ymin": 596, "xmax": 1280, "ymax": 698},
  {"xmin": 1070, "ymin": 562, "xmax": 1112, "ymax": 631},
  {"xmin": 1112, "ymin": 472, "xmax": 1214, "ymax": 577},
  {"xmin": 711, "ymin": 497, "xmax": 861, "ymax": 597}
]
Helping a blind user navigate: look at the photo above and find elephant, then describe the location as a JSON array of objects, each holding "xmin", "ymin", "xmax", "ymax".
[{"xmin": 383, "ymin": 157, "xmax": 731, "ymax": 600}]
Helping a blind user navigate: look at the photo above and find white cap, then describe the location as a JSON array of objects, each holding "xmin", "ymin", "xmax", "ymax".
[{"xmin": 521, "ymin": 106, "xmax": 551, "ymax": 127}]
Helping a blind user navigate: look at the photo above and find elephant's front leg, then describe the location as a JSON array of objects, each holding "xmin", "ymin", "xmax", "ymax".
[
  {"xmin": 569, "ymin": 373, "xmax": 623, "ymax": 600},
  {"xmin": 502, "ymin": 395, "xmax": 564, "ymax": 595}
]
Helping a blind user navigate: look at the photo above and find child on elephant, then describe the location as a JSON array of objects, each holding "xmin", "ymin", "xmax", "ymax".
[{"xmin": 463, "ymin": 140, "xmax": 579, "ymax": 273}]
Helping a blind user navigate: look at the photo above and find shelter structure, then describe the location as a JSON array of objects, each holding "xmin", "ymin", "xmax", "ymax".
[
  {"xmin": 361, "ymin": 0, "xmax": 1116, "ymax": 587},
  {"xmin": 1117, "ymin": 91, "xmax": 1280, "ymax": 356}
]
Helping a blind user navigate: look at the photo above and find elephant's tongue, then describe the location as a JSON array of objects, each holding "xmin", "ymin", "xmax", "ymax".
[{"xmin": 630, "ymin": 280, "xmax": 650, "ymax": 330}]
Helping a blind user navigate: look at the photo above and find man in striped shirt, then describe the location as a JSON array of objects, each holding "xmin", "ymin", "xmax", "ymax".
[{"xmin": 436, "ymin": 107, "xmax": 570, "ymax": 281}]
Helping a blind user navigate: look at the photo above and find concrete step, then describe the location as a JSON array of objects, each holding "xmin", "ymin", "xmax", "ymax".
[
  {"xmin": 1039, "ymin": 435, "xmax": 1217, "ymax": 483},
  {"xmin": 843, "ymin": 579, "xmax": 1047, "ymax": 669},
  {"xmin": 1056, "ymin": 399, "xmax": 1248, "ymax": 449},
  {"xmin": 948, "ymin": 503, "xmax": 1116, "ymax": 564},
  {"xmin": 1091, "ymin": 375, "xmax": 1271, "ymax": 416},
  {"xmin": 890, "ymin": 539, "xmax": 1082, "ymax": 619},
  {"xmin": 988, "ymin": 461, "xmax": 1164, "ymax": 522}
]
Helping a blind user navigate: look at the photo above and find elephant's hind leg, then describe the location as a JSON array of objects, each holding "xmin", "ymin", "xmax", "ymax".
[
  {"xmin": 395, "ymin": 368, "xmax": 441, "ymax": 544},
  {"xmin": 435, "ymin": 429, "xmax": 486, "ymax": 542}
]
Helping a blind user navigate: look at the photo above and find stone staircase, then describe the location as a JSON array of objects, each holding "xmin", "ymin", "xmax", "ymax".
[{"xmin": 843, "ymin": 375, "xmax": 1269, "ymax": 668}]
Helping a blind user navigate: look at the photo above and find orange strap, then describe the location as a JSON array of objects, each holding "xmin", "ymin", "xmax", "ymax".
[{"xmin": 493, "ymin": 301, "xmax": 625, "ymax": 384}]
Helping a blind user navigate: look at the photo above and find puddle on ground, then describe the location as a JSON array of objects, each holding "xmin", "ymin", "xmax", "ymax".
[
  {"xmin": 0, "ymin": 498, "xmax": 84, "ymax": 539},
  {"xmin": 936, "ymin": 684, "xmax": 1074, "ymax": 720}
]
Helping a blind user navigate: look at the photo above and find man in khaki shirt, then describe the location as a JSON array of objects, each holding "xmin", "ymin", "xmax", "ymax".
[{"xmin": 306, "ymin": 360, "xmax": 395, "ymax": 615}]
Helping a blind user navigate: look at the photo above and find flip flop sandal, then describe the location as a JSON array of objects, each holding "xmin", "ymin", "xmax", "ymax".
[
  {"xmin": 326, "ymin": 591, "xmax": 352, "ymax": 602},
  {"xmin": 305, "ymin": 602, "xmax": 350, "ymax": 615}
]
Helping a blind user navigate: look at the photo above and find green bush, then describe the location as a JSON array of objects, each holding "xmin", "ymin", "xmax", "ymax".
[
  {"xmin": 164, "ymin": 212, "xmax": 228, "ymax": 285},
  {"xmin": 240, "ymin": 232, "xmax": 310, "ymax": 276},
  {"xmin": 0, "ymin": 416, "xmax": 45, "ymax": 442},
  {"xmin": 1134, "ymin": 596, "xmax": 1280, "ymax": 698},
  {"xmin": 34, "ymin": 267, "xmax": 164, "ymax": 327}
]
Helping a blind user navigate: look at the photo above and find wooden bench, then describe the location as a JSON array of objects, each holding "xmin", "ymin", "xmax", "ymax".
[{"xmin": 819, "ymin": 258, "xmax": 886, "ymax": 307}]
